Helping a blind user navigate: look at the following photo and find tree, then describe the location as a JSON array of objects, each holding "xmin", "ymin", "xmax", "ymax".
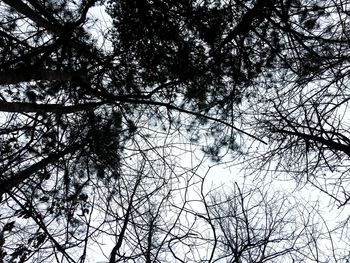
[
  {"xmin": 242, "ymin": 0, "xmax": 350, "ymax": 207},
  {"xmin": 1, "ymin": 0, "xmax": 350, "ymax": 262}
]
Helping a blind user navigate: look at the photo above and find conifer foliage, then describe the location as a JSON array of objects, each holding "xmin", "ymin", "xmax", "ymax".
[{"xmin": 1, "ymin": 0, "xmax": 350, "ymax": 262}]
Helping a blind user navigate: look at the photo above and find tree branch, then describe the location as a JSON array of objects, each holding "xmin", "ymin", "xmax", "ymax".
[
  {"xmin": 273, "ymin": 128, "xmax": 350, "ymax": 157},
  {"xmin": 0, "ymin": 101, "xmax": 102, "ymax": 113},
  {"xmin": 218, "ymin": 0, "xmax": 275, "ymax": 50},
  {"xmin": 117, "ymin": 98, "xmax": 267, "ymax": 144},
  {"xmin": 109, "ymin": 174, "xmax": 142, "ymax": 263},
  {"xmin": 2, "ymin": 0, "xmax": 59, "ymax": 32},
  {"xmin": 0, "ymin": 68, "xmax": 76, "ymax": 84},
  {"xmin": 0, "ymin": 141, "xmax": 83, "ymax": 197}
]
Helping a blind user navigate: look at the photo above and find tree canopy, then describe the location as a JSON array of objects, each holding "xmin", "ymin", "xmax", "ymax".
[{"xmin": 1, "ymin": 0, "xmax": 350, "ymax": 262}]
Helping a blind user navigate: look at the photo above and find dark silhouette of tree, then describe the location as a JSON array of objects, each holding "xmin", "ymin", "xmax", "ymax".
[
  {"xmin": 1, "ymin": 0, "xmax": 350, "ymax": 262},
  {"xmin": 241, "ymin": 0, "xmax": 350, "ymax": 207}
]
